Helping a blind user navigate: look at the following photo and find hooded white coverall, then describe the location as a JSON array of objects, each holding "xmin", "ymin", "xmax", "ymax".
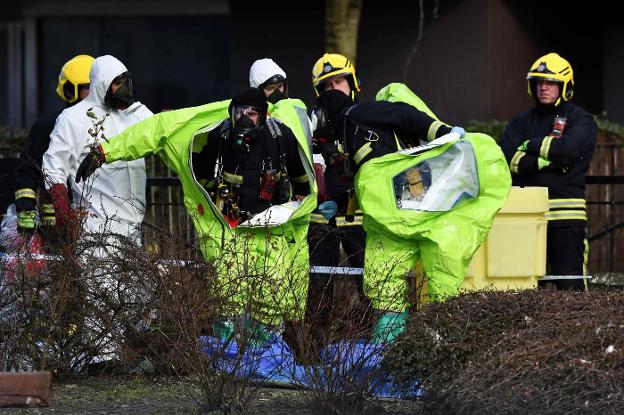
[
  {"xmin": 249, "ymin": 58, "xmax": 287, "ymax": 88},
  {"xmin": 42, "ymin": 56, "xmax": 153, "ymax": 366},
  {"xmin": 43, "ymin": 55, "xmax": 152, "ymax": 242}
]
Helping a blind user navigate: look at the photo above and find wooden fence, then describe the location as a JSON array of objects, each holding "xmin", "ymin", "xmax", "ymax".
[
  {"xmin": 2, "ymin": 144, "xmax": 624, "ymax": 273},
  {"xmin": 587, "ymin": 144, "xmax": 624, "ymax": 272}
]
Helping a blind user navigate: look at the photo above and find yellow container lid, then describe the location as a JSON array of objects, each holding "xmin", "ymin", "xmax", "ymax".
[{"xmin": 499, "ymin": 186, "xmax": 549, "ymax": 214}]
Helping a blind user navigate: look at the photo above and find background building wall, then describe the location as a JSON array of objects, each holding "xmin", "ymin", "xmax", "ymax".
[
  {"xmin": 1, "ymin": 0, "xmax": 623, "ymax": 128},
  {"xmin": 38, "ymin": 16, "xmax": 231, "ymax": 115},
  {"xmin": 228, "ymin": 1, "xmax": 324, "ymax": 106},
  {"xmin": 604, "ymin": 25, "xmax": 624, "ymax": 123}
]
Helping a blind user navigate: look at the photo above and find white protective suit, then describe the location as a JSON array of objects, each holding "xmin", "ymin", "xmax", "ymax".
[{"xmin": 43, "ymin": 55, "xmax": 152, "ymax": 242}]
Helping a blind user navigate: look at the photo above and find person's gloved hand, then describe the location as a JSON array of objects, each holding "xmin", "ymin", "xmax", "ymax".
[
  {"xmin": 40, "ymin": 203, "xmax": 56, "ymax": 227},
  {"xmin": 17, "ymin": 210, "xmax": 36, "ymax": 232},
  {"xmin": 318, "ymin": 200, "xmax": 338, "ymax": 220},
  {"xmin": 517, "ymin": 140, "xmax": 529, "ymax": 152},
  {"xmin": 450, "ymin": 126, "xmax": 466, "ymax": 139},
  {"xmin": 76, "ymin": 144, "xmax": 106, "ymax": 183},
  {"xmin": 537, "ymin": 157, "xmax": 552, "ymax": 170},
  {"xmin": 49, "ymin": 183, "xmax": 74, "ymax": 229}
]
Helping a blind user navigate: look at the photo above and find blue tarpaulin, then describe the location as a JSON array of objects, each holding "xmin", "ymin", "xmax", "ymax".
[{"xmin": 199, "ymin": 335, "xmax": 421, "ymax": 398}]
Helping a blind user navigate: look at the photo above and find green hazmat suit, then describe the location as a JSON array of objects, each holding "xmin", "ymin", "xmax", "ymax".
[
  {"xmin": 356, "ymin": 83, "xmax": 511, "ymax": 311},
  {"xmin": 99, "ymin": 98, "xmax": 317, "ymax": 324}
]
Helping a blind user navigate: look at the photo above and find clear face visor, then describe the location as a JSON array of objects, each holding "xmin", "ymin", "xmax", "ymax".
[
  {"xmin": 393, "ymin": 140, "xmax": 479, "ymax": 212},
  {"xmin": 232, "ymin": 105, "xmax": 262, "ymax": 128},
  {"xmin": 527, "ymin": 74, "xmax": 562, "ymax": 83},
  {"xmin": 111, "ymin": 73, "xmax": 133, "ymax": 92}
]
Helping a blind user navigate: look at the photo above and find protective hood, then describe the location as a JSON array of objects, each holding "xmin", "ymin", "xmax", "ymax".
[
  {"xmin": 84, "ymin": 55, "xmax": 129, "ymax": 107},
  {"xmin": 358, "ymin": 82, "xmax": 511, "ymax": 310},
  {"xmin": 99, "ymin": 99, "xmax": 316, "ymax": 324},
  {"xmin": 42, "ymin": 54, "xmax": 152, "ymax": 240},
  {"xmin": 249, "ymin": 58, "xmax": 287, "ymax": 88}
]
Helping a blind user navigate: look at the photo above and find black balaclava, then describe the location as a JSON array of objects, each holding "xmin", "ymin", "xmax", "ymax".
[
  {"xmin": 228, "ymin": 87, "xmax": 268, "ymax": 151},
  {"xmin": 318, "ymin": 89, "xmax": 354, "ymax": 135},
  {"xmin": 105, "ymin": 71, "xmax": 135, "ymax": 110}
]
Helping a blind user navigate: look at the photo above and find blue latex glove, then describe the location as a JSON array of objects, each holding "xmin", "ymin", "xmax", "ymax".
[
  {"xmin": 450, "ymin": 126, "xmax": 465, "ymax": 139},
  {"xmin": 318, "ymin": 200, "xmax": 338, "ymax": 220}
]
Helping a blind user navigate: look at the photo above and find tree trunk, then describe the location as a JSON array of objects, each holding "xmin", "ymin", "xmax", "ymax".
[{"xmin": 325, "ymin": 0, "xmax": 363, "ymax": 65}]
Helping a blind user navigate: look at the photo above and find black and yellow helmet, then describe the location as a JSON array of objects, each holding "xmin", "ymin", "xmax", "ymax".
[
  {"xmin": 311, "ymin": 53, "xmax": 360, "ymax": 97},
  {"xmin": 56, "ymin": 54, "xmax": 95, "ymax": 103},
  {"xmin": 526, "ymin": 52, "xmax": 574, "ymax": 105}
]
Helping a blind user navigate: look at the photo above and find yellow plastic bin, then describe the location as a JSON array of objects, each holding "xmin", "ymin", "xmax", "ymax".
[{"xmin": 463, "ymin": 186, "xmax": 548, "ymax": 291}]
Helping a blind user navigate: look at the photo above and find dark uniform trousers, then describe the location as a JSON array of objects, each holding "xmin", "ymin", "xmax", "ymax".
[
  {"xmin": 305, "ymin": 219, "xmax": 368, "ymax": 338},
  {"xmin": 539, "ymin": 224, "xmax": 588, "ymax": 290}
]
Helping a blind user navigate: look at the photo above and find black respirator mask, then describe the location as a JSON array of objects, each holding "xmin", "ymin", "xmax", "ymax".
[
  {"xmin": 266, "ymin": 88, "xmax": 286, "ymax": 104},
  {"xmin": 260, "ymin": 75, "xmax": 288, "ymax": 105},
  {"xmin": 312, "ymin": 104, "xmax": 333, "ymax": 138},
  {"xmin": 230, "ymin": 106, "xmax": 264, "ymax": 152},
  {"xmin": 104, "ymin": 72, "xmax": 135, "ymax": 110}
]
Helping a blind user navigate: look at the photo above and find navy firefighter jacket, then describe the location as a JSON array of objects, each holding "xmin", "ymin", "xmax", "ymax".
[{"xmin": 499, "ymin": 101, "xmax": 597, "ymax": 227}]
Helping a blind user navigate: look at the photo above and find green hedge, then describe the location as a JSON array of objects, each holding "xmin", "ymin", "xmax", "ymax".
[
  {"xmin": 2, "ymin": 114, "xmax": 624, "ymax": 151},
  {"xmin": 467, "ymin": 114, "xmax": 624, "ymax": 142},
  {"xmin": 465, "ymin": 119, "xmax": 509, "ymax": 141},
  {"xmin": 593, "ymin": 112, "xmax": 624, "ymax": 141},
  {"xmin": 0, "ymin": 125, "xmax": 29, "ymax": 149}
]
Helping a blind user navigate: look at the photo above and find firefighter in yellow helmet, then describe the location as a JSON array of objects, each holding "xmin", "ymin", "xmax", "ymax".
[
  {"xmin": 310, "ymin": 52, "xmax": 467, "ymax": 344},
  {"xmin": 305, "ymin": 53, "xmax": 368, "ymax": 343},
  {"xmin": 8, "ymin": 54, "xmax": 94, "ymax": 249},
  {"xmin": 500, "ymin": 52, "xmax": 597, "ymax": 290},
  {"xmin": 56, "ymin": 54, "xmax": 94, "ymax": 104},
  {"xmin": 312, "ymin": 53, "xmax": 361, "ymax": 100}
]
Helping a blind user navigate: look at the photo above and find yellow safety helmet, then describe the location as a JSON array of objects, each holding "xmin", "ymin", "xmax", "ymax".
[
  {"xmin": 526, "ymin": 52, "xmax": 574, "ymax": 105},
  {"xmin": 56, "ymin": 54, "xmax": 95, "ymax": 103},
  {"xmin": 312, "ymin": 53, "xmax": 360, "ymax": 97}
]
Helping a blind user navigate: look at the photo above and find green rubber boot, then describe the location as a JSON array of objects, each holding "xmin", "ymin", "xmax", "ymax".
[
  {"xmin": 214, "ymin": 316, "xmax": 278, "ymax": 347},
  {"xmin": 371, "ymin": 310, "xmax": 408, "ymax": 344},
  {"xmin": 243, "ymin": 319, "xmax": 275, "ymax": 347},
  {"xmin": 212, "ymin": 318, "xmax": 235, "ymax": 341}
]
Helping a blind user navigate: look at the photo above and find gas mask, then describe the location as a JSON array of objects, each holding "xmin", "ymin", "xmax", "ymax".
[
  {"xmin": 312, "ymin": 104, "xmax": 333, "ymax": 138},
  {"xmin": 260, "ymin": 75, "xmax": 288, "ymax": 105},
  {"xmin": 104, "ymin": 72, "xmax": 135, "ymax": 110},
  {"xmin": 266, "ymin": 88, "xmax": 286, "ymax": 104},
  {"xmin": 230, "ymin": 105, "xmax": 264, "ymax": 152}
]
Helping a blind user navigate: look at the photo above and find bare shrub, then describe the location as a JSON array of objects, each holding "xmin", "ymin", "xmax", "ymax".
[
  {"xmin": 0, "ymin": 211, "xmax": 164, "ymax": 374},
  {"xmin": 143, "ymin": 220, "xmax": 310, "ymax": 414},
  {"xmin": 288, "ymin": 252, "xmax": 427, "ymax": 415},
  {"xmin": 385, "ymin": 289, "xmax": 624, "ymax": 415}
]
